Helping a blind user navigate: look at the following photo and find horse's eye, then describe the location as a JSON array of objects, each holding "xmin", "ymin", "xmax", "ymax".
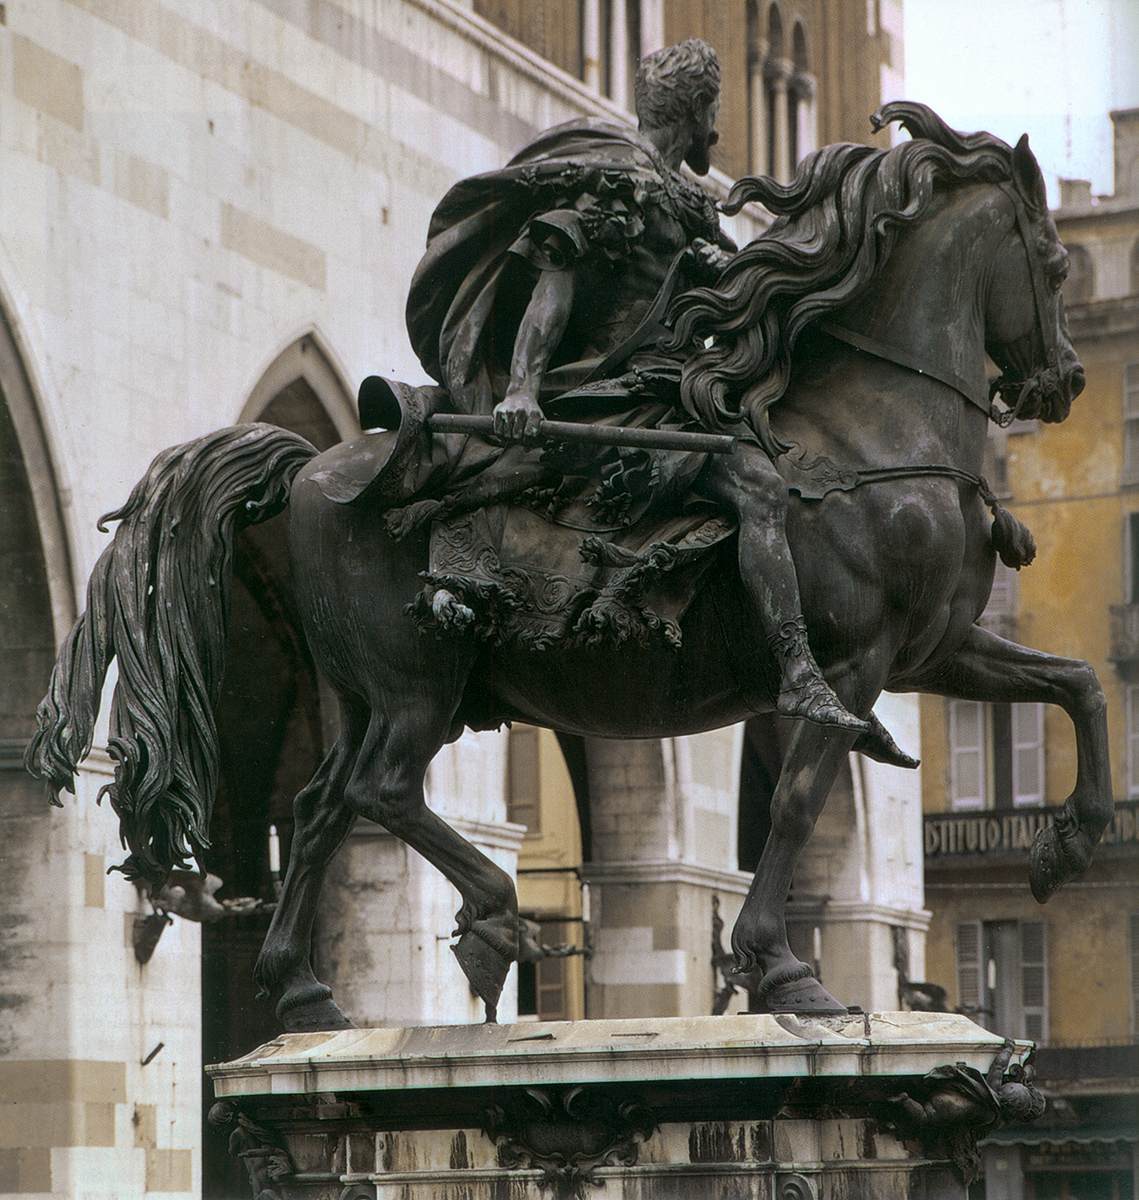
[{"xmin": 1044, "ymin": 256, "xmax": 1069, "ymax": 293}]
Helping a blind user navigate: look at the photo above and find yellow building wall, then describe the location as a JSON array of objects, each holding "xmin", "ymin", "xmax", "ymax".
[
  {"xmin": 920, "ymin": 200, "xmax": 1139, "ymax": 1048},
  {"xmin": 924, "ymin": 865, "xmax": 1138, "ymax": 1045},
  {"xmin": 921, "ymin": 281, "xmax": 1139, "ymax": 814}
]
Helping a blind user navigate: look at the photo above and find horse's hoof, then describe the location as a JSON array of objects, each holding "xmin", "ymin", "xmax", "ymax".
[
  {"xmin": 853, "ymin": 714, "xmax": 920, "ymax": 770},
  {"xmin": 762, "ymin": 973, "xmax": 849, "ymax": 1015},
  {"xmin": 452, "ymin": 923, "xmax": 514, "ymax": 1021},
  {"xmin": 1029, "ymin": 824, "xmax": 1066, "ymax": 903},
  {"xmin": 279, "ymin": 996, "xmax": 354, "ymax": 1033}
]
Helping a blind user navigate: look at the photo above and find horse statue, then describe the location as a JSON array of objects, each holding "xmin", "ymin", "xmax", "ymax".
[{"xmin": 26, "ymin": 103, "xmax": 1108, "ymax": 1031}]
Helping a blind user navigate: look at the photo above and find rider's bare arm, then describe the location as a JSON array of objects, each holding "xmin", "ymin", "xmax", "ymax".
[{"xmin": 495, "ymin": 266, "xmax": 575, "ymax": 442}]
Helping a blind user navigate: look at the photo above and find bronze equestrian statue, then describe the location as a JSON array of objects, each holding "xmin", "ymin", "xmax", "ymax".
[{"xmin": 26, "ymin": 40, "xmax": 1107, "ymax": 1032}]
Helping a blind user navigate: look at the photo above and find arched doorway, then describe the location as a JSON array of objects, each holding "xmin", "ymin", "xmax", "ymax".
[
  {"xmin": 0, "ymin": 298, "xmax": 74, "ymax": 1038},
  {"xmin": 202, "ymin": 339, "xmax": 351, "ymax": 1200}
]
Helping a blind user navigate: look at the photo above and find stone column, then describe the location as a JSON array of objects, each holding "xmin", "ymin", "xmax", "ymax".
[
  {"xmin": 582, "ymin": 728, "xmax": 753, "ymax": 1019},
  {"xmin": 317, "ymin": 730, "xmax": 525, "ymax": 1027},
  {"xmin": 608, "ymin": 0, "xmax": 630, "ymax": 108},
  {"xmin": 747, "ymin": 39, "xmax": 769, "ymax": 175},
  {"xmin": 791, "ymin": 70, "xmax": 817, "ymax": 165},
  {"xmin": 639, "ymin": 0, "xmax": 664, "ymax": 56},
  {"xmin": 0, "ymin": 746, "xmax": 201, "ymax": 1199},
  {"xmin": 765, "ymin": 57, "xmax": 793, "ymax": 182},
  {"xmin": 581, "ymin": 0, "xmax": 603, "ymax": 93}
]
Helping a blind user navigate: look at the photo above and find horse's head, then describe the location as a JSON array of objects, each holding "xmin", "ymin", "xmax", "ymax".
[{"xmin": 984, "ymin": 134, "xmax": 1085, "ymax": 424}]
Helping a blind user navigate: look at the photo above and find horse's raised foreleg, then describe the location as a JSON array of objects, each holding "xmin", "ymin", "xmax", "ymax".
[
  {"xmin": 343, "ymin": 709, "xmax": 518, "ymax": 1022},
  {"xmin": 913, "ymin": 623, "xmax": 1113, "ymax": 901},
  {"xmin": 253, "ymin": 702, "xmax": 365, "ymax": 1032},
  {"xmin": 731, "ymin": 719, "xmax": 859, "ymax": 1014}
]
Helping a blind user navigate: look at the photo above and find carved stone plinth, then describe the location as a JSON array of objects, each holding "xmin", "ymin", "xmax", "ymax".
[{"xmin": 206, "ymin": 1013, "xmax": 1035, "ymax": 1199}]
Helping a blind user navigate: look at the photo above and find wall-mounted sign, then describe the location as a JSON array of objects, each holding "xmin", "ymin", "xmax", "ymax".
[{"xmin": 924, "ymin": 800, "xmax": 1139, "ymax": 860}]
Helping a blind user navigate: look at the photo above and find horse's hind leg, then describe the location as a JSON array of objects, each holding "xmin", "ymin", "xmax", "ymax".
[
  {"xmin": 344, "ymin": 706, "xmax": 518, "ymax": 1022},
  {"xmin": 731, "ymin": 719, "xmax": 858, "ymax": 1014},
  {"xmin": 912, "ymin": 623, "xmax": 1113, "ymax": 901},
  {"xmin": 253, "ymin": 699, "xmax": 365, "ymax": 1032}
]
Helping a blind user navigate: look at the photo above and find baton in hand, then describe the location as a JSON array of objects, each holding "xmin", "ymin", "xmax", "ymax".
[{"xmin": 426, "ymin": 412, "xmax": 736, "ymax": 454}]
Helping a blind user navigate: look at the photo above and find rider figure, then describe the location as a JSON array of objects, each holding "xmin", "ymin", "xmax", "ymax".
[{"xmin": 477, "ymin": 41, "xmax": 867, "ymax": 735}]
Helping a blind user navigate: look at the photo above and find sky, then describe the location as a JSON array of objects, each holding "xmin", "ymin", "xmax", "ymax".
[{"xmin": 903, "ymin": 0, "xmax": 1139, "ymax": 203}]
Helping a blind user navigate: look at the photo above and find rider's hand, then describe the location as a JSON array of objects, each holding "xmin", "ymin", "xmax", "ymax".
[
  {"xmin": 690, "ymin": 237, "xmax": 731, "ymax": 282},
  {"xmin": 493, "ymin": 392, "xmax": 544, "ymax": 444}
]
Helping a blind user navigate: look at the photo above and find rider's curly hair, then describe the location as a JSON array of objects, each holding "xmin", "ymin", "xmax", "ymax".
[
  {"xmin": 668, "ymin": 102, "xmax": 1026, "ymax": 454},
  {"xmin": 634, "ymin": 39, "xmax": 720, "ymax": 132}
]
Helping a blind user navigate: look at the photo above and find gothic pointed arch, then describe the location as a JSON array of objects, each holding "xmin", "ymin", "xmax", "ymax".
[
  {"xmin": 238, "ymin": 328, "xmax": 357, "ymax": 441},
  {"xmin": 0, "ymin": 288, "xmax": 75, "ymax": 1053},
  {"xmin": 0, "ymin": 294, "xmax": 74, "ymax": 646}
]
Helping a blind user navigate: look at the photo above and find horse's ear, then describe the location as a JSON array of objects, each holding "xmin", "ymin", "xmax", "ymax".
[{"xmin": 1012, "ymin": 133, "xmax": 1047, "ymax": 214}]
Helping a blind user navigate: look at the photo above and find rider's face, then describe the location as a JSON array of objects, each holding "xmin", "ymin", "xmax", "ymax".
[{"xmin": 684, "ymin": 97, "xmax": 721, "ymax": 176}]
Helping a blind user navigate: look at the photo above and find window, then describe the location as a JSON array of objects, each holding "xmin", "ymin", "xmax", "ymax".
[
  {"xmin": 517, "ymin": 915, "xmax": 573, "ymax": 1021},
  {"xmin": 1127, "ymin": 687, "xmax": 1139, "ymax": 799},
  {"xmin": 1125, "ymin": 366, "xmax": 1139, "ymax": 484},
  {"xmin": 1131, "ymin": 913, "xmax": 1139, "ymax": 1036},
  {"xmin": 1126, "ymin": 512, "xmax": 1139, "ymax": 601},
  {"xmin": 982, "ymin": 428, "xmax": 1010, "ymax": 496},
  {"xmin": 949, "ymin": 700, "xmax": 987, "ymax": 810},
  {"xmin": 949, "ymin": 701, "xmax": 1045, "ymax": 810},
  {"xmin": 507, "ymin": 725, "xmax": 541, "ymax": 833},
  {"xmin": 1010, "ymin": 703, "xmax": 1045, "ymax": 807},
  {"xmin": 988, "ymin": 562, "xmax": 1019, "ymax": 614},
  {"xmin": 956, "ymin": 919, "xmax": 1049, "ymax": 1042}
]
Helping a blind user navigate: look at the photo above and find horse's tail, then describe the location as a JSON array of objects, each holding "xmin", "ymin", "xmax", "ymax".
[{"xmin": 24, "ymin": 423, "xmax": 319, "ymax": 886}]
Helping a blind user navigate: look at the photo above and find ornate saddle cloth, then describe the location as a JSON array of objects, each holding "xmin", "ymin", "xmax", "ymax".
[
  {"xmin": 413, "ymin": 493, "xmax": 735, "ymax": 651},
  {"xmin": 310, "ymin": 379, "xmax": 737, "ymax": 650}
]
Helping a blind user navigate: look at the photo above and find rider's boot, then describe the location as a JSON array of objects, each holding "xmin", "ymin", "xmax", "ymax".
[{"xmin": 767, "ymin": 614, "xmax": 870, "ymax": 734}]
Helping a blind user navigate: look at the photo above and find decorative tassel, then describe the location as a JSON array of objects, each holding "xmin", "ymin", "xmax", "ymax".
[
  {"xmin": 382, "ymin": 497, "xmax": 446, "ymax": 540},
  {"xmin": 979, "ymin": 479, "xmax": 1036, "ymax": 569}
]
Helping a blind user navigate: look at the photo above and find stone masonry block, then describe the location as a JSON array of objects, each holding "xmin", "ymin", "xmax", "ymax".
[
  {"xmin": 221, "ymin": 202, "xmax": 327, "ymax": 291},
  {"xmin": 144, "ymin": 1147, "xmax": 192, "ymax": 1192},
  {"xmin": 13, "ymin": 34, "xmax": 84, "ymax": 130}
]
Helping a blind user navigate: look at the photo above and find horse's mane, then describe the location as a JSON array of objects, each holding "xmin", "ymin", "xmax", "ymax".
[{"xmin": 669, "ymin": 102, "xmax": 1016, "ymax": 453}]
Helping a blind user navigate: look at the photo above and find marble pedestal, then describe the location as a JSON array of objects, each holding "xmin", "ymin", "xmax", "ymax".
[{"xmin": 206, "ymin": 1012, "xmax": 1027, "ymax": 1200}]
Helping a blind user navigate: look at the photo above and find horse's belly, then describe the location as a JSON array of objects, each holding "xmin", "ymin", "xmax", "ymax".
[{"xmin": 477, "ymin": 593, "xmax": 755, "ymax": 737}]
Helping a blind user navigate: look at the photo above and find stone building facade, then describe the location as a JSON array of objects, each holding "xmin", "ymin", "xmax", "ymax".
[
  {"xmin": 918, "ymin": 109, "xmax": 1139, "ymax": 1200},
  {"xmin": 0, "ymin": 2, "xmax": 917, "ymax": 1197}
]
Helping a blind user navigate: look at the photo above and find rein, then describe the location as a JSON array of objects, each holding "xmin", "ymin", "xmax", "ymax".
[{"xmin": 817, "ymin": 180, "xmax": 1058, "ymax": 430}]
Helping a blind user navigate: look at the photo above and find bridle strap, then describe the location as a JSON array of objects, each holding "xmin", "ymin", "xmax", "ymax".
[
  {"xmin": 997, "ymin": 182, "xmax": 1060, "ymax": 373},
  {"xmin": 817, "ymin": 321, "xmax": 991, "ymax": 416},
  {"xmin": 820, "ymin": 184, "xmax": 1060, "ymax": 428}
]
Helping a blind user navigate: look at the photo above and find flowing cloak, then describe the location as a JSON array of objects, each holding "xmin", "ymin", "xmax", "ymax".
[
  {"xmin": 315, "ymin": 119, "xmax": 738, "ymax": 653},
  {"xmin": 405, "ymin": 117, "xmax": 723, "ymax": 416}
]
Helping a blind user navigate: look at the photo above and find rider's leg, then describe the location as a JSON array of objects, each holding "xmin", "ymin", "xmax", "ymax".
[{"xmin": 699, "ymin": 445, "xmax": 868, "ymax": 731}]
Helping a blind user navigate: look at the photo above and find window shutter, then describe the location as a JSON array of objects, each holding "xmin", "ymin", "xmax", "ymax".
[
  {"xmin": 1019, "ymin": 921, "xmax": 1048, "ymax": 1044},
  {"xmin": 536, "ymin": 953, "xmax": 568, "ymax": 1021},
  {"xmin": 1131, "ymin": 914, "xmax": 1139, "ymax": 1038},
  {"xmin": 955, "ymin": 921, "xmax": 983, "ymax": 1015},
  {"xmin": 987, "ymin": 562, "xmax": 1019, "ymax": 617},
  {"xmin": 507, "ymin": 725, "xmax": 541, "ymax": 833},
  {"xmin": 1011, "ymin": 703, "xmax": 1045, "ymax": 806},
  {"xmin": 1128, "ymin": 688, "xmax": 1139, "ymax": 800},
  {"xmin": 949, "ymin": 701, "xmax": 987, "ymax": 810}
]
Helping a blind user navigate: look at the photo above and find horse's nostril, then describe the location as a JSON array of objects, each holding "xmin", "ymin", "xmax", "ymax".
[{"xmin": 1068, "ymin": 366, "xmax": 1086, "ymax": 399}]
